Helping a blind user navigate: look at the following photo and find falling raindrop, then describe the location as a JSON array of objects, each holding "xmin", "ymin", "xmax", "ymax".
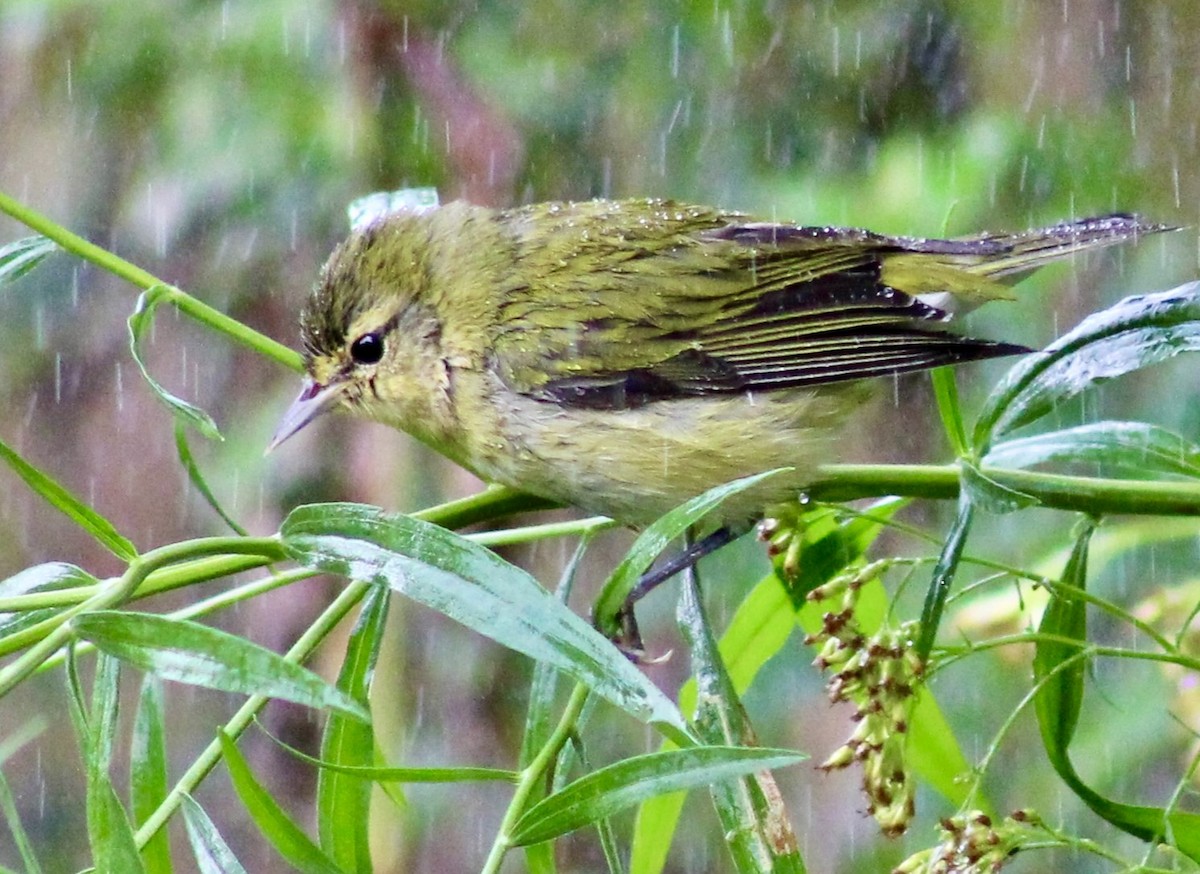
[
  {"xmin": 670, "ymin": 24, "xmax": 680, "ymax": 79},
  {"xmin": 32, "ymin": 304, "xmax": 43, "ymax": 350}
]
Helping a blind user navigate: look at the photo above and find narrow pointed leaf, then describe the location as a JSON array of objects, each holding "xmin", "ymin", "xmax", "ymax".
[
  {"xmin": 218, "ymin": 732, "xmax": 344, "ymax": 874},
  {"xmin": 281, "ymin": 503, "xmax": 686, "ymax": 736},
  {"xmin": 318, "ymin": 584, "xmax": 388, "ymax": 871},
  {"xmin": 916, "ymin": 494, "xmax": 973, "ymax": 660},
  {"xmin": 1034, "ymin": 522, "xmax": 1093, "ymax": 755},
  {"xmin": 633, "ymin": 500, "xmax": 905, "ymax": 874},
  {"xmin": 986, "ymin": 421, "xmax": 1200, "ymax": 479},
  {"xmin": 291, "ymin": 757, "xmax": 517, "ymax": 784},
  {"xmin": 521, "ymin": 536, "xmax": 590, "ymax": 770},
  {"xmin": 131, "ymin": 677, "xmax": 171, "ymax": 874},
  {"xmin": 0, "ymin": 771, "xmax": 43, "ymax": 874},
  {"xmin": 0, "ymin": 436, "xmax": 136, "ymax": 561},
  {"xmin": 510, "ymin": 747, "xmax": 805, "ymax": 847},
  {"xmin": 931, "ymin": 366, "xmax": 968, "ymax": 457},
  {"xmin": 679, "ymin": 565, "xmax": 804, "ymax": 873},
  {"xmin": 0, "ymin": 235, "xmax": 56, "ymax": 285},
  {"xmin": 1032, "ymin": 523, "xmax": 1200, "ymax": 859},
  {"xmin": 0, "ymin": 562, "xmax": 98, "ymax": 638},
  {"xmin": 84, "ymin": 655, "xmax": 146, "ymax": 874},
  {"xmin": 266, "ymin": 718, "xmax": 515, "ymax": 783},
  {"xmin": 175, "ymin": 423, "xmax": 246, "ymax": 535},
  {"xmin": 129, "ymin": 286, "xmax": 223, "ymax": 440},
  {"xmin": 593, "ymin": 469, "xmax": 789, "ymax": 636},
  {"xmin": 1, "ymin": 562, "xmax": 96, "ymax": 598},
  {"xmin": 71, "ymin": 611, "xmax": 368, "ymax": 721},
  {"xmin": 976, "ymin": 282, "xmax": 1200, "ymax": 445},
  {"xmin": 87, "ymin": 770, "xmax": 146, "ymax": 874},
  {"xmin": 182, "ymin": 795, "xmax": 248, "ymax": 874}
]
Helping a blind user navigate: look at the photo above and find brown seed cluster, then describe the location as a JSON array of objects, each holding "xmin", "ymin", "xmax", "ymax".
[
  {"xmin": 893, "ymin": 810, "xmax": 1043, "ymax": 873},
  {"xmin": 805, "ymin": 561, "xmax": 924, "ymax": 836}
]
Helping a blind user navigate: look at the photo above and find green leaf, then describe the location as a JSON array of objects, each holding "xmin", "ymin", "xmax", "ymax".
[
  {"xmin": 633, "ymin": 501, "xmax": 905, "ymax": 874},
  {"xmin": 1034, "ymin": 521, "xmax": 1093, "ymax": 755},
  {"xmin": 80, "ymin": 655, "xmax": 146, "ymax": 874},
  {"xmin": 280, "ymin": 503, "xmax": 686, "ymax": 737},
  {"xmin": 976, "ymin": 281, "xmax": 1200, "ymax": 446},
  {"xmin": 521, "ymin": 535, "xmax": 590, "ymax": 771},
  {"xmin": 266, "ymin": 717, "xmax": 515, "ymax": 784},
  {"xmin": 630, "ymin": 575, "xmax": 795, "ymax": 874},
  {"xmin": 318, "ymin": 584, "xmax": 388, "ymax": 872},
  {"xmin": 182, "ymin": 795, "xmax": 248, "ymax": 874},
  {"xmin": 175, "ymin": 423, "xmax": 247, "ymax": 535},
  {"xmin": 905, "ymin": 688, "xmax": 978, "ymax": 814},
  {"xmin": 510, "ymin": 747, "xmax": 806, "ymax": 847},
  {"xmin": 593, "ymin": 469, "xmax": 789, "ymax": 637},
  {"xmin": 0, "ymin": 770, "xmax": 43, "ymax": 874},
  {"xmin": 0, "ymin": 235, "xmax": 56, "ymax": 285},
  {"xmin": 916, "ymin": 493, "xmax": 973, "ymax": 660},
  {"xmin": 129, "ymin": 286, "xmax": 223, "ymax": 441},
  {"xmin": 985, "ymin": 421, "xmax": 1200, "ymax": 479},
  {"xmin": 960, "ymin": 460, "xmax": 1039, "ymax": 514},
  {"xmin": 218, "ymin": 732, "xmax": 345, "ymax": 874},
  {"xmin": 678, "ymin": 558, "xmax": 805, "ymax": 874},
  {"xmin": 0, "ymin": 562, "xmax": 98, "ymax": 638},
  {"xmin": 130, "ymin": 676, "xmax": 171, "ymax": 874},
  {"xmin": 1032, "ymin": 522, "xmax": 1200, "ymax": 860},
  {"xmin": 71, "ymin": 611, "xmax": 369, "ymax": 722},
  {"xmin": 521, "ymin": 536, "xmax": 594, "ymax": 873},
  {"xmin": 1, "ymin": 561, "xmax": 96, "ymax": 598},
  {"xmin": 931, "ymin": 366, "xmax": 968, "ymax": 457},
  {"xmin": 0, "ymin": 435, "xmax": 137, "ymax": 561}
]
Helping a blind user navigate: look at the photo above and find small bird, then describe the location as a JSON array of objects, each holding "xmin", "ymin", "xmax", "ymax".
[{"xmin": 272, "ymin": 199, "xmax": 1165, "ymax": 534}]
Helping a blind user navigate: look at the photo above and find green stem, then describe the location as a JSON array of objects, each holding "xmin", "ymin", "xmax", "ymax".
[
  {"xmin": 481, "ymin": 681, "xmax": 591, "ymax": 874},
  {"xmin": 133, "ymin": 578, "xmax": 369, "ymax": 849},
  {"xmin": 808, "ymin": 463, "xmax": 1200, "ymax": 515},
  {"xmin": 468, "ymin": 515, "xmax": 614, "ymax": 547},
  {"xmin": 413, "ymin": 483, "xmax": 561, "ymax": 529},
  {"xmin": 961, "ymin": 647, "xmax": 1093, "ymax": 810},
  {"xmin": 0, "ymin": 190, "xmax": 303, "ymax": 373},
  {"xmin": 0, "ymin": 554, "xmax": 274, "ymax": 615},
  {"xmin": 0, "ymin": 537, "xmax": 284, "ymax": 694}
]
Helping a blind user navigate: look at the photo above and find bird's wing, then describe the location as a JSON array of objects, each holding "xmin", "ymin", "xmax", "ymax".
[
  {"xmin": 523, "ymin": 266, "xmax": 1027, "ymax": 411},
  {"xmin": 494, "ymin": 212, "xmax": 1165, "ymax": 411}
]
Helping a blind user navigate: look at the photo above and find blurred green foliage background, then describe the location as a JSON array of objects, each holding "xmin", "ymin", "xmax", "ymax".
[{"xmin": 1, "ymin": 1, "xmax": 1199, "ymax": 871}]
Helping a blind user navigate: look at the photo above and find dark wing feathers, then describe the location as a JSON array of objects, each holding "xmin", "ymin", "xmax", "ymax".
[
  {"xmin": 511, "ymin": 210, "xmax": 1169, "ymax": 411},
  {"xmin": 539, "ymin": 276, "xmax": 1028, "ymax": 410}
]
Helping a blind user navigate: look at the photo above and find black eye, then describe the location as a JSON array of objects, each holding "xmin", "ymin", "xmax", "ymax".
[{"xmin": 350, "ymin": 333, "xmax": 385, "ymax": 365}]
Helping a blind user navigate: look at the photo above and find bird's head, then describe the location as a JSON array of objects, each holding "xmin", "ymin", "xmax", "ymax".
[{"xmin": 269, "ymin": 216, "xmax": 453, "ymax": 451}]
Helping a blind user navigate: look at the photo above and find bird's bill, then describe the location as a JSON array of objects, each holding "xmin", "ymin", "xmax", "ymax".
[{"xmin": 267, "ymin": 378, "xmax": 343, "ymax": 452}]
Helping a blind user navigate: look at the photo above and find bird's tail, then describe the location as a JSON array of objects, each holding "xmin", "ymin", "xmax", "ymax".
[
  {"xmin": 954, "ymin": 213, "xmax": 1175, "ymax": 279},
  {"xmin": 882, "ymin": 213, "xmax": 1176, "ymax": 308}
]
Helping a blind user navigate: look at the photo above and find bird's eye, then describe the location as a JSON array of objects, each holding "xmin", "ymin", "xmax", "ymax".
[{"xmin": 349, "ymin": 333, "xmax": 385, "ymax": 365}]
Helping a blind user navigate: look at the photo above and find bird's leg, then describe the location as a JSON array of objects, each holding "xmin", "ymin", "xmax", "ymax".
[{"xmin": 614, "ymin": 526, "xmax": 738, "ymax": 659}]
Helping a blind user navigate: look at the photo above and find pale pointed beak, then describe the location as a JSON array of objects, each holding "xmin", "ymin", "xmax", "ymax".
[{"xmin": 267, "ymin": 378, "xmax": 344, "ymax": 452}]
